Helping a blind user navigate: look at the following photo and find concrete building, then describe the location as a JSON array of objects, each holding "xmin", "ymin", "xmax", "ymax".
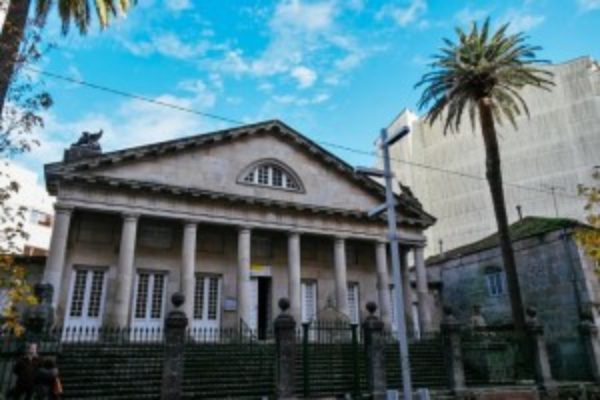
[
  {"xmin": 387, "ymin": 57, "xmax": 600, "ymax": 256},
  {"xmin": 0, "ymin": 162, "xmax": 55, "ymax": 255},
  {"xmin": 426, "ymin": 216, "xmax": 599, "ymax": 380},
  {"xmin": 42, "ymin": 120, "xmax": 435, "ymax": 337}
]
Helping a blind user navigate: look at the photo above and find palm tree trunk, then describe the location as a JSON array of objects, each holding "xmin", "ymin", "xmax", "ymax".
[
  {"xmin": 0, "ymin": 0, "xmax": 32, "ymax": 114},
  {"xmin": 478, "ymin": 97, "xmax": 526, "ymax": 331}
]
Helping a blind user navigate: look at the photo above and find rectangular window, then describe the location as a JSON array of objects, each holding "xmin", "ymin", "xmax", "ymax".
[
  {"xmin": 150, "ymin": 274, "xmax": 165, "ymax": 319},
  {"xmin": 193, "ymin": 274, "xmax": 222, "ymax": 324},
  {"xmin": 69, "ymin": 270, "xmax": 87, "ymax": 317},
  {"xmin": 87, "ymin": 271, "xmax": 105, "ymax": 318},
  {"xmin": 486, "ymin": 272, "xmax": 505, "ymax": 297},
  {"xmin": 301, "ymin": 280, "xmax": 317, "ymax": 323},
  {"xmin": 135, "ymin": 273, "xmax": 150, "ymax": 319},
  {"xmin": 207, "ymin": 277, "xmax": 219, "ymax": 320},
  {"xmin": 194, "ymin": 276, "xmax": 205, "ymax": 319},
  {"xmin": 198, "ymin": 232, "xmax": 225, "ymax": 254},
  {"xmin": 347, "ymin": 282, "xmax": 360, "ymax": 324},
  {"xmin": 138, "ymin": 225, "xmax": 173, "ymax": 249}
]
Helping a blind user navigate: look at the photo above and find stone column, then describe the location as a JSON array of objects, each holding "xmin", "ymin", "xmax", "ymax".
[
  {"xmin": 113, "ymin": 213, "xmax": 139, "ymax": 327},
  {"xmin": 181, "ymin": 222, "xmax": 197, "ymax": 322},
  {"xmin": 237, "ymin": 227, "xmax": 252, "ymax": 326},
  {"xmin": 333, "ymin": 237, "xmax": 349, "ymax": 317},
  {"xmin": 375, "ymin": 241, "xmax": 392, "ymax": 327},
  {"xmin": 525, "ymin": 308, "xmax": 556, "ymax": 396},
  {"xmin": 43, "ymin": 205, "xmax": 73, "ymax": 307},
  {"xmin": 274, "ymin": 298, "xmax": 297, "ymax": 400},
  {"xmin": 441, "ymin": 306, "xmax": 466, "ymax": 394},
  {"xmin": 580, "ymin": 320, "xmax": 600, "ymax": 383},
  {"xmin": 363, "ymin": 302, "xmax": 387, "ymax": 400},
  {"xmin": 400, "ymin": 248, "xmax": 413, "ymax": 331},
  {"xmin": 161, "ymin": 293, "xmax": 188, "ymax": 400},
  {"xmin": 288, "ymin": 232, "xmax": 302, "ymax": 323},
  {"xmin": 414, "ymin": 245, "xmax": 432, "ymax": 333}
]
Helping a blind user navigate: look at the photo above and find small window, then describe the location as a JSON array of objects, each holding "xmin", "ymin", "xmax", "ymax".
[
  {"xmin": 486, "ymin": 271, "xmax": 505, "ymax": 297},
  {"xmin": 238, "ymin": 160, "xmax": 303, "ymax": 192}
]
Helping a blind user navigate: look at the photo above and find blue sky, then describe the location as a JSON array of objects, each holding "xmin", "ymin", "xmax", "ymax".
[{"xmin": 13, "ymin": 0, "xmax": 600, "ymax": 177}]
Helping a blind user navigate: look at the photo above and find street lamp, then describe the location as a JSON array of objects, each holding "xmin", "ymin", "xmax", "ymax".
[{"xmin": 356, "ymin": 126, "xmax": 413, "ymax": 400}]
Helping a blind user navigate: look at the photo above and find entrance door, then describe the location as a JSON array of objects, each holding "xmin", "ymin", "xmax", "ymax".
[
  {"xmin": 65, "ymin": 268, "xmax": 107, "ymax": 340},
  {"xmin": 248, "ymin": 277, "xmax": 271, "ymax": 339},
  {"xmin": 192, "ymin": 274, "xmax": 222, "ymax": 331},
  {"xmin": 131, "ymin": 271, "xmax": 166, "ymax": 339}
]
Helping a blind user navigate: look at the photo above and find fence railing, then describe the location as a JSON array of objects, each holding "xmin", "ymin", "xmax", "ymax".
[{"xmin": 461, "ymin": 327, "xmax": 535, "ymax": 385}]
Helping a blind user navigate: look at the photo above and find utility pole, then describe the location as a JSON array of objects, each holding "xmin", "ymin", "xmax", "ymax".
[{"xmin": 356, "ymin": 126, "xmax": 413, "ymax": 400}]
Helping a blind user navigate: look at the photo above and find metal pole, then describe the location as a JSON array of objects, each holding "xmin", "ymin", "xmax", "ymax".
[{"xmin": 380, "ymin": 127, "xmax": 413, "ymax": 399}]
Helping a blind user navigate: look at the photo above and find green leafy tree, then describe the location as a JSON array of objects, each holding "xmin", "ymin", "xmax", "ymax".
[
  {"xmin": 0, "ymin": 0, "xmax": 136, "ymax": 113},
  {"xmin": 576, "ymin": 168, "xmax": 600, "ymax": 267},
  {"xmin": 415, "ymin": 19, "xmax": 554, "ymax": 330},
  {"xmin": 1, "ymin": 26, "xmax": 52, "ymax": 335}
]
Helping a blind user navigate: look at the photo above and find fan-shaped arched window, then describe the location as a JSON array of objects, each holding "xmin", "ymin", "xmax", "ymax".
[{"xmin": 238, "ymin": 160, "xmax": 304, "ymax": 192}]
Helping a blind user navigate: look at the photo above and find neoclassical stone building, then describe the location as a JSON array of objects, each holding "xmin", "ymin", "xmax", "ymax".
[{"xmin": 43, "ymin": 120, "xmax": 435, "ymax": 337}]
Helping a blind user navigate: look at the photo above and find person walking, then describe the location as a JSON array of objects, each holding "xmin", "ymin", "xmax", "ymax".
[
  {"xmin": 6, "ymin": 343, "xmax": 41, "ymax": 400},
  {"xmin": 35, "ymin": 358, "xmax": 61, "ymax": 400}
]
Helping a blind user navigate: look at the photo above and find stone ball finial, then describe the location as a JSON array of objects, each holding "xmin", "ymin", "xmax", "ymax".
[
  {"xmin": 443, "ymin": 305, "xmax": 453, "ymax": 317},
  {"xmin": 278, "ymin": 297, "xmax": 290, "ymax": 312},
  {"xmin": 171, "ymin": 292, "xmax": 185, "ymax": 308},
  {"xmin": 526, "ymin": 306, "xmax": 537, "ymax": 319},
  {"xmin": 366, "ymin": 301, "xmax": 377, "ymax": 315}
]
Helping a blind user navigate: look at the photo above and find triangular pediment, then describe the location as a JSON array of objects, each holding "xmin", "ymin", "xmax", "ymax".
[{"xmin": 45, "ymin": 120, "xmax": 434, "ymax": 225}]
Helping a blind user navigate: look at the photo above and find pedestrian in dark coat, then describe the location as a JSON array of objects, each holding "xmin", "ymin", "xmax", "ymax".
[
  {"xmin": 6, "ymin": 343, "xmax": 41, "ymax": 400},
  {"xmin": 35, "ymin": 358, "xmax": 61, "ymax": 400}
]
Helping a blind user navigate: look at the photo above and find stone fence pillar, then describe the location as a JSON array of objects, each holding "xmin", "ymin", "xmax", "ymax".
[
  {"xmin": 440, "ymin": 306, "xmax": 466, "ymax": 395},
  {"xmin": 525, "ymin": 308, "xmax": 556, "ymax": 397},
  {"xmin": 274, "ymin": 298, "xmax": 297, "ymax": 400},
  {"xmin": 580, "ymin": 320, "xmax": 600, "ymax": 384},
  {"xmin": 161, "ymin": 293, "xmax": 188, "ymax": 400},
  {"xmin": 363, "ymin": 302, "xmax": 387, "ymax": 400}
]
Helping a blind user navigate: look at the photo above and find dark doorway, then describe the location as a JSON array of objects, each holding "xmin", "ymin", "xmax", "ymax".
[{"xmin": 257, "ymin": 277, "xmax": 272, "ymax": 340}]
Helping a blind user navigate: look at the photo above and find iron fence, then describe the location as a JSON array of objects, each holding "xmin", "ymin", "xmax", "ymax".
[{"xmin": 461, "ymin": 327, "xmax": 535, "ymax": 386}]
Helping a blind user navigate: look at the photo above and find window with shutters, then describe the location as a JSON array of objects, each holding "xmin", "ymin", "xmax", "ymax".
[{"xmin": 238, "ymin": 159, "xmax": 304, "ymax": 192}]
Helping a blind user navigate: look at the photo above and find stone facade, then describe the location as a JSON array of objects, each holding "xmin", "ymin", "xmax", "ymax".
[
  {"xmin": 427, "ymin": 217, "xmax": 600, "ymax": 380},
  {"xmin": 387, "ymin": 57, "xmax": 600, "ymax": 256},
  {"xmin": 42, "ymin": 120, "xmax": 435, "ymax": 334}
]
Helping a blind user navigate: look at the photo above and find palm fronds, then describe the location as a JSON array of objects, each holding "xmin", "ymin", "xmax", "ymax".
[{"xmin": 415, "ymin": 18, "xmax": 554, "ymax": 134}]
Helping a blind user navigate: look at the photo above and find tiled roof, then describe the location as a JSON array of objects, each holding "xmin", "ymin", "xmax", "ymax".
[{"xmin": 427, "ymin": 216, "xmax": 586, "ymax": 265}]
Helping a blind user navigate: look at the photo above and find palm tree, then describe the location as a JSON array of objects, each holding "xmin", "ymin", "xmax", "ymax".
[
  {"xmin": 0, "ymin": 0, "xmax": 135, "ymax": 112},
  {"xmin": 415, "ymin": 19, "xmax": 554, "ymax": 330}
]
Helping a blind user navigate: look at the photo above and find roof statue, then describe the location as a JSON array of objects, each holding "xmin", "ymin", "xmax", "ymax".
[{"xmin": 64, "ymin": 129, "xmax": 104, "ymax": 162}]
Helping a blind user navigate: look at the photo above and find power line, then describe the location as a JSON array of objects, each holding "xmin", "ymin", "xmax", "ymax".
[{"xmin": 26, "ymin": 66, "xmax": 582, "ymax": 200}]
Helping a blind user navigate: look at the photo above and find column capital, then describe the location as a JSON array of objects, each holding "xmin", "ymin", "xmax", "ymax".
[
  {"xmin": 334, "ymin": 236, "xmax": 346, "ymax": 244},
  {"xmin": 54, "ymin": 204, "xmax": 74, "ymax": 214},
  {"xmin": 237, "ymin": 225, "xmax": 252, "ymax": 233},
  {"xmin": 183, "ymin": 220, "xmax": 198, "ymax": 228},
  {"xmin": 287, "ymin": 230, "xmax": 301, "ymax": 238},
  {"xmin": 122, "ymin": 212, "xmax": 140, "ymax": 221}
]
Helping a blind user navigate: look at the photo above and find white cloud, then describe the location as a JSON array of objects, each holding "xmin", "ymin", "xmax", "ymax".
[
  {"xmin": 270, "ymin": 0, "xmax": 337, "ymax": 33},
  {"xmin": 500, "ymin": 9, "xmax": 545, "ymax": 33},
  {"xmin": 291, "ymin": 66, "xmax": 317, "ymax": 89},
  {"xmin": 20, "ymin": 82, "xmax": 224, "ymax": 169},
  {"xmin": 377, "ymin": 0, "xmax": 427, "ymax": 27},
  {"xmin": 165, "ymin": 0, "xmax": 192, "ymax": 11},
  {"xmin": 578, "ymin": 0, "xmax": 600, "ymax": 10},
  {"xmin": 124, "ymin": 32, "xmax": 209, "ymax": 60}
]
